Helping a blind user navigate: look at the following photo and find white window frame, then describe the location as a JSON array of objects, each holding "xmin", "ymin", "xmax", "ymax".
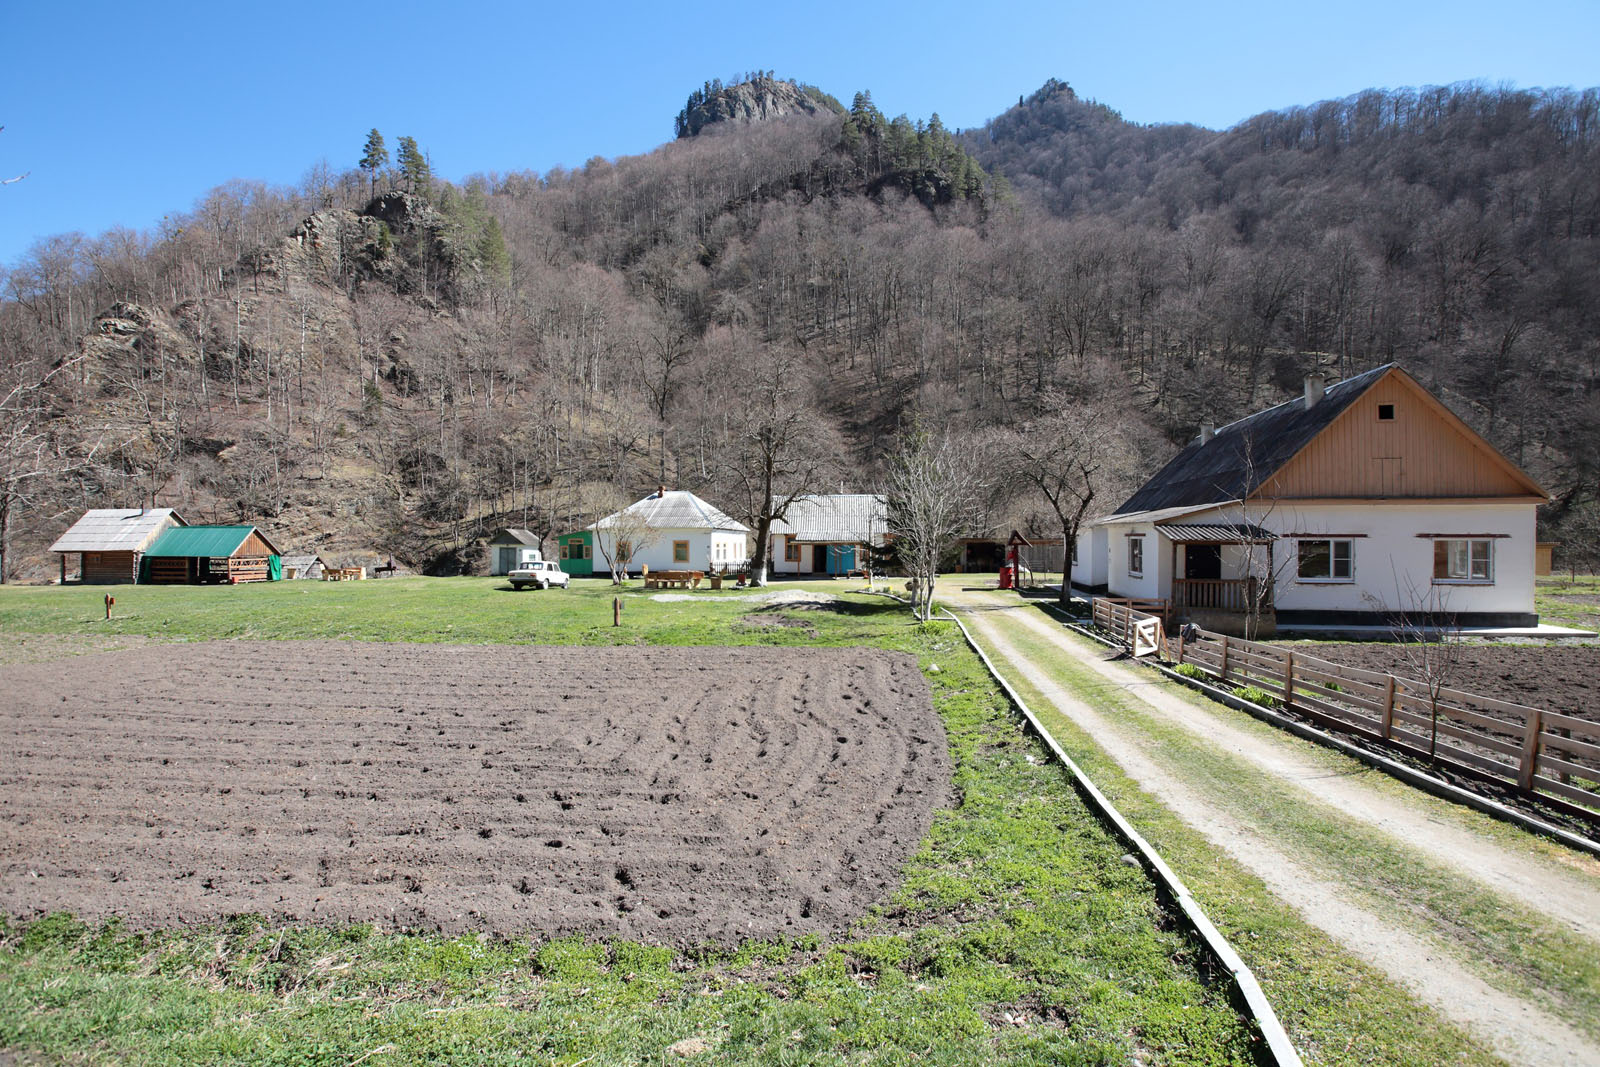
[
  {"xmin": 1128, "ymin": 536, "xmax": 1144, "ymax": 578},
  {"xmin": 1433, "ymin": 539, "xmax": 1493, "ymax": 584},
  {"xmin": 1296, "ymin": 539, "xmax": 1354, "ymax": 583}
]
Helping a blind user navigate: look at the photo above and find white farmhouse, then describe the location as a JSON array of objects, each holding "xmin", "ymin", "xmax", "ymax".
[
  {"xmin": 590, "ymin": 486, "xmax": 750, "ymax": 576},
  {"xmin": 767, "ymin": 494, "xmax": 887, "ymax": 576},
  {"xmin": 1074, "ymin": 365, "xmax": 1549, "ymax": 632}
]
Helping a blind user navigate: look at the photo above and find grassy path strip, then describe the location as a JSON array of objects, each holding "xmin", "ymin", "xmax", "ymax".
[
  {"xmin": 1019, "ymin": 603, "xmax": 1600, "ymax": 937},
  {"xmin": 939, "ymin": 607, "xmax": 1303, "ymax": 1067},
  {"xmin": 994, "ymin": 621, "xmax": 1600, "ymax": 1036},
  {"xmin": 945, "ymin": 592, "xmax": 1600, "ymax": 1065}
]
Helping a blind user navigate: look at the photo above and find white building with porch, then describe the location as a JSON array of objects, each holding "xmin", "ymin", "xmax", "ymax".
[
  {"xmin": 1074, "ymin": 365, "xmax": 1549, "ymax": 633},
  {"xmin": 767, "ymin": 494, "xmax": 887, "ymax": 576}
]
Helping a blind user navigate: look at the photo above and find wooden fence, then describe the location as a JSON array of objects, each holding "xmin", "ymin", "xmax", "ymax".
[{"xmin": 1091, "ymin": 598, "xmax": 1600, "ymax": 821}]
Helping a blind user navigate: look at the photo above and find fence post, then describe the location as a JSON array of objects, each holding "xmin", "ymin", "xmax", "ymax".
[
  {"xmin": 1176, "ymin": 629, "xmax": 1185, "ymax": 665},
  {"xmin": 1380, "ymin": 675, "xmax": 1396, "ymax": 740},
  {"xmin": 1518, "ymin": 707, "xmax": 1543, "ymax": 792},
  {"xmin": 1282, "ymin": 650, "xmax": 1294, "ymax": 709},
  {"xmin": 1220, "ymin": 634, "xmax": 1230, "ymax": 683}
]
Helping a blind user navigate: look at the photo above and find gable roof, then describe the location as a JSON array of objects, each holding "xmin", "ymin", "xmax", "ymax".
[
  {"xmin": 769, "ymin": 494, "xmax": 887, "ymax": 543},
  {"xmin": 489, "ymin": 528, "xmax": 540, "ymax": 546},
  {"xmin": 590, "ymin": 490, "xmax": 750, "ymax": 534},
  {"xmin": 1112, "ymin": 366, "xmax": 1392, "ymax": 517},
  {"xmin": 144, "ymin": 525, "xmax": 283, "ymax": 558},
  {"xmin": 50, "ymin": 508, "xmax": 185, "ymax": 553},
  {"xmin": 1106, "ymin": 364, "xmax": 1545, "ymax": 520}
]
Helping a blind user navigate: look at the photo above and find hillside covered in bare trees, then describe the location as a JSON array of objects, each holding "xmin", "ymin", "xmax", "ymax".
[{"xmin": 3, "ymin": 74, "xmax": 1598, "ymax": 579}]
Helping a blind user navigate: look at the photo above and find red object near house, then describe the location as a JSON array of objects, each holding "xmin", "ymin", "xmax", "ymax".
[{"xmin": 998, "ymin": 565, "xmax": 1015, "ymax": 590}]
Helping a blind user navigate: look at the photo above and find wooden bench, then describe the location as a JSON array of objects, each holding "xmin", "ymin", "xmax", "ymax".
[{"xmin": 644, "ymin": 569, "xmax": 703, "ymax": 589}]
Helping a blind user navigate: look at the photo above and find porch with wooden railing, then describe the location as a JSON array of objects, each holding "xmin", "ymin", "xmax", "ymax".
[{"xmin": 1172, "ymin": 577, "xmax": 1272, "ymax": 614}]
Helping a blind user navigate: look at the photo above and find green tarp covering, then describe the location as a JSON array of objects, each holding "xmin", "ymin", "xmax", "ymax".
[{"xmin": 267, "ymin": 554, "xmax": 282, "ymax": 580}]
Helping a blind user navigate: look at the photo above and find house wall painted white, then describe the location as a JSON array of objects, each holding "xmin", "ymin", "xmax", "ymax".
[
  {"xmin": 769, "ymin": 536, "xmax": 865, "ymax": 574},
  {"xmin": 1245, "ymin": 501, "xmax": 1535, "ymax": 618},
  {"xmin": 1071, "ymin": 527, "xmax": 1108, "ymax": 589},
  {"xmin": 1104, "ymin": 522, "xmax": 1171, "ymax": 602},
  {"xmin": 1098, "ymin": 500, "xmax": 1537, "ymax": 621},
  {"xmin": 594, "ymin": 528, "xmax": 747, "ymax": 575}
]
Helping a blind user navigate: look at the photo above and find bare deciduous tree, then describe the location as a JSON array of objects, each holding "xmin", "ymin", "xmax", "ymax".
[
  {"xmin": 590, "ymin": 490, "xmax": 660, "ymax": 585},
  {"xmin": 887, "ymin": 424, "xmax": 984, "ymax": 621},
  {"xmin": 1004, "ymin": 394, "xmax": 1139, "ymax": 605},
  {"xmin": 719, "ymin": 334, "xmax": 841, "ymax": 586},
  {"xmin": 0, "ymin": 354, "xmax": 95, "ymax": 583}
]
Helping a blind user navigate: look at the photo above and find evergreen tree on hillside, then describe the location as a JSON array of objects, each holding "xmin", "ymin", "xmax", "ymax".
[
  {"xmin": 359, "ymin": 129, "xmax": 389, "ymax": 197},
  {"xmin": 396, "ymin": 136, "xmax": 432, "ymax": 199}
]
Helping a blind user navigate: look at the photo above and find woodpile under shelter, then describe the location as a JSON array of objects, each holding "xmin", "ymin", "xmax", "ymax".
[
  {"xmin": 49, "ymin": 508, "xmax": 187, "ymax": 584},
  {"xmin": 140, "ymin": 525, "xmax": 283, "ymax": 584},
  {"xmin": 280, "ymin": 554, "xmax": 326, "ymax": 580}
]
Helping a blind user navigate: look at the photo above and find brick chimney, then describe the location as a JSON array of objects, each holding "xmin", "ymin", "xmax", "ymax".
[
  {"xmin": 657, "ymin": 485, "xmax": 667, "ymax": 498},
  {"xmin": 1199, "ymin": 420, "xmax": 1216, "ymax": 444}
]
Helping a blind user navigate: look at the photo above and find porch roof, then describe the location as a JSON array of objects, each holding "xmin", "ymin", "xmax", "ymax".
[{"xmin": 1156, "ymin": 522, "xmax": 1275, "ymax": 544}]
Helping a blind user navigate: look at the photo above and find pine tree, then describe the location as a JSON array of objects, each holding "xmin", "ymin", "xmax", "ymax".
[
  {"xmin": 359, "ymin": 129, "xmax": 388, "ymax": 197},
  {"xmin": 396, "ymin": 136, "xmax": 432, "ymax": 199}
]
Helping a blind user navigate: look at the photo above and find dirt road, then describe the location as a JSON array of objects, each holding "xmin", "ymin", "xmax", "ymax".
[{"xmin": 940, "ymin": 586, "xmax": 1600, "ymax": 1067}]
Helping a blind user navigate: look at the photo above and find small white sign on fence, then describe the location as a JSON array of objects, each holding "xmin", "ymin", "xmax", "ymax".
[{"xmin": 1133, "ymin": 617, "xmax": 1162, "ymax": 658}]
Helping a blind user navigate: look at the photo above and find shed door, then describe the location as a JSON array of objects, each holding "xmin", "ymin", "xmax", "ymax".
[{"xmin": 499, "ymin": 547, "xmax": 519, "ymax": 574}]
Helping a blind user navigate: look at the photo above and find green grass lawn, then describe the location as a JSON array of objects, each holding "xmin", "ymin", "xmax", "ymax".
[{"xmin": 0, "ymin": 578, "xmax": 1259, "ymax": 1066}]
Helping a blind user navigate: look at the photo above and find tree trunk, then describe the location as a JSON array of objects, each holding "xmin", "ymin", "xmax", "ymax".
[
  {"xmin": 1058, "ymin": 533, "xmax": 1073, "ymax": 605},
  {"xmin": 749, "ymin": 514, "xmax": 773, "ymax": 587}
]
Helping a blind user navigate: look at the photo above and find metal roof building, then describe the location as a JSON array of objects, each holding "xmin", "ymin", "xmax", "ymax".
[
  {"xmin": 143, "ymin": 524, "xmax": 283, "ymax": 584},
  {"xmin": 591, "ymin": 489, "xmax": 750, "ymax": 533},
  {"xmin": 49, "ymin": 508, "xmax": 187, "ymax": 584},
  {"xmin": 50, "ymin": 508, "xmax": 185, "ymax": 553},
  {"xmin": 769, "ymin": 494, "xmax": 887, "ymax": 543}
]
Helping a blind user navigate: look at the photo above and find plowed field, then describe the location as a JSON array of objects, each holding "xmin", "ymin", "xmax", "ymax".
[{"xmin": 0, "ymin": 642, "xmax": 949, "ymax": 942}]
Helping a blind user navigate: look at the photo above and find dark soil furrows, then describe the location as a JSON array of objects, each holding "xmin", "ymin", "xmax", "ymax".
[{"xmin": 0, "ymin": 642, "xmax": 951, "ymax": 942}]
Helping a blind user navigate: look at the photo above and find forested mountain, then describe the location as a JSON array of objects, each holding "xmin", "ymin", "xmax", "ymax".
[{"xmin": 3, "ymin": 74, "xmax": 1598, "ymax": 580}]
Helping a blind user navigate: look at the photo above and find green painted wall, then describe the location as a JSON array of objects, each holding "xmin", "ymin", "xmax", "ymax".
[{"xmin": 557, "ymin": 531, "xmax": 594, "ymax": 575}]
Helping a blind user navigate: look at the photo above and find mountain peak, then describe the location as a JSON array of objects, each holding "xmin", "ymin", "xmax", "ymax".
[{"xmin": 675, "ymin": 73, "xmax": 844, "ymax": 138}]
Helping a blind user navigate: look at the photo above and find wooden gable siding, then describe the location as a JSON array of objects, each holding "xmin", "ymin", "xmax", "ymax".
[
  {"xmin": 237, "ymin": 531, "xmax": 275, "ymax": 558},
  {"xmin": 1256, "ymin": 373, "xmax": 1542, "ymax": 501}
]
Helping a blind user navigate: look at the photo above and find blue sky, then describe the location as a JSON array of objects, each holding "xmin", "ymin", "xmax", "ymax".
[{"xmin": 2, "ymin": 0, "xmax": 1597, "ymax": 268}]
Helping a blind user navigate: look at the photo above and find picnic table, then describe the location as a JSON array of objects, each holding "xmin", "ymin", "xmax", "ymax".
[{"xmin": 644, "ymin": 569, "xmax": 704, "ymax": 589}]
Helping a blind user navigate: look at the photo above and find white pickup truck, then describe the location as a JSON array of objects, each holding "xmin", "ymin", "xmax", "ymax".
[{"xmin": 509, "ymin": 559, "xmax": 570, "ymax": 590}]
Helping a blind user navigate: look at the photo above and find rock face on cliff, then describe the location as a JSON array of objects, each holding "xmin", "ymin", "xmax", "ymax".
[{"xmin": 675, "ymin": 74, "xmax": 843, "ymax": 138}]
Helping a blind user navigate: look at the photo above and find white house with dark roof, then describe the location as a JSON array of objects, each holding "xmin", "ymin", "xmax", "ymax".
[
  {"xmin": 49, "ymin": 508, "xmax": 187, "ymax": 584},
  {"xmin": 589, "ymin": 487, "xmax": 750, "ymax": 576},
  {"xmin": 1075, "ymin": 365, "xmax": 1550, "ymax": 630},
  {"xmin": 767, "ymin": 493, "xmax": 887, "ymax": 575}
]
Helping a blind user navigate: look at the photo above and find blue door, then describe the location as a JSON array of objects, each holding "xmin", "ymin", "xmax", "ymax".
[{"xmin": 824, "ymin": 545, "xmax": 854, "ymax": 575}]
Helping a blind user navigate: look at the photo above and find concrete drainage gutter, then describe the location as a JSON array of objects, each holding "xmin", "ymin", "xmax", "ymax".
[
  {"xmin": 1035, "ymin": 601, "xmax": 1600, "ymax": 862},
  {"xmin": 938, "ymin": 607, "xmax": 1305, "ymax": 1067}
]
